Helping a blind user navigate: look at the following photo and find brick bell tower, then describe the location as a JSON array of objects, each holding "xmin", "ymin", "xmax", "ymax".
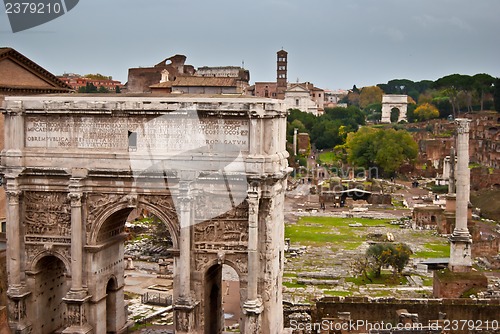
[{"xmin": 276, "ymin": 49, "xmax": 287, "ymax": 100}]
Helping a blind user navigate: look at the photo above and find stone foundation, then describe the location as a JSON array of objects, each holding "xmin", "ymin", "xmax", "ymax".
[{"xmin": 433, "ymin": 269, "xmax": 488, "ymax": 298}]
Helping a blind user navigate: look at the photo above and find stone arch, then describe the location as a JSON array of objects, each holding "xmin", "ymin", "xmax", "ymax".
[
  {"xmin": 29, "ymin": 249, "xmax": 71, "ymax": 277},
  {"xmin": 381, "ymin": 95, "xmax": 408, "ymax": 123},
  {"xmin": 89, "ymin": 198, "xmax": 179, "ymax": 249},
  {"xmin": 200, "ymin": 257, "xmax": 246, "ymax": 281}
]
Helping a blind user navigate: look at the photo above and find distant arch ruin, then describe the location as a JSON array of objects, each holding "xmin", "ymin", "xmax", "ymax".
[{"xmin": 381, "ymin": 94, "xmax": 408, "ymax": 123}]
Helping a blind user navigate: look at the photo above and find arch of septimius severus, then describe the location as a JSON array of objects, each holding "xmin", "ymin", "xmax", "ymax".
[{"xmin": 1, "ymin": 96, "xmax": 290, "ymax": 334}]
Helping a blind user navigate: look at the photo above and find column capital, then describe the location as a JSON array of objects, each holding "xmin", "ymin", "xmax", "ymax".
[
  {"xmin": 68, "ymin": 192, "xmax": 82, "ymax": 207},
  {"xmin": 247, "ymin": 180, "xmax": 261, "ymax": 198},
  {"xmin": 455, "ymin": 118, "xmax": 471, "ymax": 134},
  {"xmin": 6, "ymin": 190, "xmax": 22, "ymax": 204}
]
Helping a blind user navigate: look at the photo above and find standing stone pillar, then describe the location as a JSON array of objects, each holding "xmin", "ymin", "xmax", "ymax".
[
  {"xmin": 243, "ymin": 183, "xmax": 263, "ymax": 333},
  {"xmin": 5, "ymin": 176, "xmax": 32, "ymax": 334},
  {"xmin": 63, "ymin": 171, "xmax": 92, "ymax": 334},
  {"xmin": 174, "ymin": 180, "xmax": 196, "ymax": 333},
  {"xmin": 449, "ymin": 119, "xmax": 472, "ymax": 272}
]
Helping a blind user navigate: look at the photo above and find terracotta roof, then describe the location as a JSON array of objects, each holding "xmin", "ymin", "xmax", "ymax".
[
  {"xmin": 0, "ymin": 47, "xmax": 73, "ymax": 91},
  {"xmin": 150, "ymin": 76, "xmax": 238, "ymax": 89},
  {"xmin": 173, "ymin": 76, "xmax": 238, "ymax": 87}
]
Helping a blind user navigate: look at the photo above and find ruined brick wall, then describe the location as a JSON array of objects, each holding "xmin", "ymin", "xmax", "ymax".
[
  {"xmin": 433, "ymin": 271, "xmax": 488, "ymax": 298},
  {"xmin": 297, "ymin": 133, "xmax": 310, "ymax": 155},
  {"xmin": 127, "ymin": 67, "xmax": 163, "ymax": 93},
  {"xmin": 409, "ymin": 114, "xmax": 499, "ymax": 182},
  {"xmin": 313, "ymin": 296, "xmax": 499, "ymax": 332},
  {"xmin": 470, "ymin": 167, "xmax": 500, "ymax": 190},
  {"xmin": 472, "ymin": 238, "xmax": 499, "ymax": 258},
  {"xmin": 412, "ymin": 207, "xmax": 443, "ymax": 229}
]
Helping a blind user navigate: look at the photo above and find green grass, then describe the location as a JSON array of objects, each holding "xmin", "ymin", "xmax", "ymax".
[
  {"xmin": 283, "ymin": 272, "xmax": 298, "ymax": 278},
  {"xmin": 318, "ymin": 151, "xmax": 337, "ymax": 165},
  {"xmin": 323, "ymin": 290, "xmax": 352, "ymax": 297},
  {"xmin": 285, "ymin": 216, "xmax": 394, "ymax": 246},
  {"xmin": 345, "ymin": 273, "xmax": 408, "ymax": 286},
  {"xmin": 414, "ymin": 242, "xmax": 450, "ymax": 258},
  {"xmin": 283, "ymin": 281, "xmax": 306, "ymax": 288}
]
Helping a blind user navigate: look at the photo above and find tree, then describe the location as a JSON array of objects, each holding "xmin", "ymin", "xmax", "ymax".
[
  {"xmin": 366, "ymin": 243, "xmax": 412, "ymax": 277},
  {"xmin": 414, "ymin": 103, "xmax": 439, "ymax": 121},
  {"xmin": 359, "ymin": 86, "xmax": 384, "ymax": 109},
  {"xmin": 494, "ymin": 78, "xmax": 500, "ymax": 112},
  {"xmin": 472, "ymin": 73, "xmax": 494, "ymax": 111},
  {"xmin": 98, "ymin": 85, "xmax": 109, "ymax": 93},
  {"xmin": 115, "ymin": 86, "xmax": 121, "ymax": 94},
  {"xmin": 84, "ymin": 73, "xmax": 112, "ymax": 80},
  {"xmin": 346, "ymin": 127, "xmax": 418, "ymax": 176}
]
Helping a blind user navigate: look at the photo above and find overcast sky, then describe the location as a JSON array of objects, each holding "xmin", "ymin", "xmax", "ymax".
[{"xmin": 1, "ymin": 0, "xmax": 499, "ymax": 90}]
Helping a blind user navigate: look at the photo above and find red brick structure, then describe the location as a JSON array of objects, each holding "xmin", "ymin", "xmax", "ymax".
[
  {"xmin": 409, "ymin": 113, "xmax": 499, "ymax": 189},
  {"xmin": 127, "ymin": 54, "xmax": 196, "ymax": 93},
  {"xmin": 433, "ymin": 269, "xmax": 488, "ymax": 298},
  {"xmin": 412, "ymin": 206, "xmax": 444, "ymax": 230},
  {"xmin": 58, "ymin": 73, "xmax": 124, "ymax": 92}
]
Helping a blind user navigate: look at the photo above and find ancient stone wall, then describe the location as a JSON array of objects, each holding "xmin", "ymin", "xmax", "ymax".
[{"xmin": 313, "ymin": 296, "xmax": 499, "ymax": 333}]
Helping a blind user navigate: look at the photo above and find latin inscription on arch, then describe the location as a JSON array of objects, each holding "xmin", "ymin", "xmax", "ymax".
[{"xmin": 25, "ymin": 115, "xmax": 250, "ymax": 152}]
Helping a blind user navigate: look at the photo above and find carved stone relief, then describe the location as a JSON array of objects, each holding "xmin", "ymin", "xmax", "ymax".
[{"xmin": 23, "ymin": 192, "xmax": 71, "ymax": 237}]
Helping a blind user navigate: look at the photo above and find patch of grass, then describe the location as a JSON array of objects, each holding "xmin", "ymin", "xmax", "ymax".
[
  {"xmin": 323, "ymin": 290, "xmax": 352, "ymax": 297},
  {"xmin": 414, "ymin": 242, "xmax": 450, "ymax": 258},
  {"xmin": 283, "ymin": 272, "xmax": 298, "ymax": 278},
  {"xmin": 318, "ymin": 151, "xmax": 337, "ymax": 165},
  {"xmin": 345, "ymin": 273, "xmax": 408, "ymax": 286},
  {"xmin": 422, "ymin": 277, "xmax": 433, "ymax": 287},
  {"xmin": 283, "ymin": 281, "xmax": 306, "ymax": 288},
  {"xmin": 285, "ymin": 216, "xmax": 395, "ymax": 246}
]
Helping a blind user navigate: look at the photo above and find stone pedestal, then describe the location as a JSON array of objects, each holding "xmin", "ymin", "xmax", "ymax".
[
  {"xmin": 243, "ymin": 299, "xmax": 263, "ymax": 334},
  {"xmin": 7, "ymin": 287, "xmax": 31, "ymax": 334},
  {"xmin": 62, "ymin": 291, "xmax": 92, "ymax": 334},
  {"xmin": 174, "ymin": 302, "xmax": 197, "ymax": 333}
]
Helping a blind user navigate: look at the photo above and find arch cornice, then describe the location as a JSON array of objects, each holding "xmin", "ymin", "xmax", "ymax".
[
  {"xmin": 87, "ymin": 194, "xmax": 179, "ymax": 249},
  {"xmin": 27, "ymin": 250, "xmax": 72, "ymax": 277}
]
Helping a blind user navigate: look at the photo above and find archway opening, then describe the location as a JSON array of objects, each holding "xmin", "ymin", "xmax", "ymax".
[
  {"xmin": 203, "ymin": 263, "xmax": 242, "ymax": 334},
  {"xmin": 33, "ymin": 255, "xmax": 69, "ymax": 334},
  {"xmin": 205, "ymin": 264, "xmax": 222, "ymax": 334},
  {"xmin": 222, "ymin": 264, "xmax": 241, "ymax": 332},
  {"xmin": 94, "ymin": 205, "xmax": 177, "ymax": 330},
  {"xmin": 106, "ymin": 277, "xmax": 118, "ymax": 333},
  {"xmin": 390, "ymin": 107, "xmax": 400, "ymax": 123}
]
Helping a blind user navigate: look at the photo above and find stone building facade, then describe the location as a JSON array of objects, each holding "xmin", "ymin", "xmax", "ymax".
[
  {"xmin": 0, "ymin": 47, "xmax": 73, "ymax": 312},
  {"xmin": 1, "ymin": 95, "xmax": 290, "ymax": 334}
]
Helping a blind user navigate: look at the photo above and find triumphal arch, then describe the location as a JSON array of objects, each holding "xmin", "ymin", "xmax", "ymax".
[
  {"xmin": 381, "ymin": 94, "xmax": 408, "ymax": 123},
  {"xmin": 1, "ymin": 95, "xmax": 290, "ymax": 334}
]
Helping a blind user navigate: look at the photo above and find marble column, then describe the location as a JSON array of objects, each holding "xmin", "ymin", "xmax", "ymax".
[
  {"xmin": 63, "ymin": 173, "xmax": 92, "ymax": 334},
  {"xmin": 5, "ymin": 176, "xmax": 32, "ymax": 334},
  {"xmin": 174, "ymin": 180, "xmax": 196, "ymax": 333},
  {"xmin": 243, "ymin": 184, "xmax": 263, "ymax": 333},
  {"xmin": 449, "ymin": 118, "xmax": 472, "ymax": 272}
]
